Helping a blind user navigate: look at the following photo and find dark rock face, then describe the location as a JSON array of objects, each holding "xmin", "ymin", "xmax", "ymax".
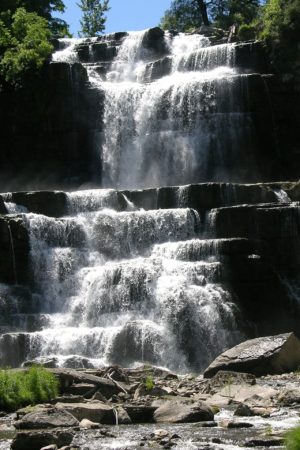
[
  {"xmin": 7, "ymin": 191, "xmax": 68, "ymax": 217},
  {"xmin": 204, "ymin": 332, "xmax": 300, "ymax": 378},
  {"xmin": 123, "ymin": 182, "xmax": 279, "ymax": 213},
  {"xmin": 141, "ymin": 27, "xmax": 169, "ymax": 57},
  {"xmin": 0, "ymin": 62, "xmax": 103, "ymax": 191},
  {"xmin": 0, "ymin": 196, "xmax": 7, "ymax": 214},
  {"xmin": 123, "ymin": 405, "xmax": 157, "ymax": 423},
  {"xmin": 235, "ymin": 42, "xmax": 272, "ymax": 74},
  {"xmin": 0, "ymin": 216, "xmax": 30, "ymax": 285}
]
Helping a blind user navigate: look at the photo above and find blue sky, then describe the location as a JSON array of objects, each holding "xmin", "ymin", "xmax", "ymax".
[{"xmin": 58, "ymin": 0, "xmax": 172, "ymax": 36}]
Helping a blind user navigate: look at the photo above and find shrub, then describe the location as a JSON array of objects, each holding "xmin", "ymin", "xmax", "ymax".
[
  {"xmin": 238, "ymin": 23, "xmax": 257, "ymax": 41},
  {"xmin": 144, "ymin": 375, "xmax": 155, "ymax": 391},
  {"xmin": 0, "ymin": 366, "xmax": 59, "ymax": 411},
  {"xmin": 285, "ymin": 426, "xmax": 300, "ymax": 450}
]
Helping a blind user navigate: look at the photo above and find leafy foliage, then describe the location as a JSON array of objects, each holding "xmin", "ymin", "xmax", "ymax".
[
  {"xmin": 0, "ymin": 366, "xmax": 59, "ymax": 411},
  {"xmin": 77, "ymin": 0, "xmax": 110, "ymax": 37},
  {"xmin": 211, "ymin": 0, "xmax": 260, "ymax": 29},
  {"xmin": 0, "ymin": 0, "xmax": 70, "ymax": 37},
  {"xmin": 144, "ymin": 375, "xmax": 155, "ymax": 391},
  {"xmin": 238, "ymin": 23, "xmax": 257, "ymax": 40},
  {"xmin": 160, "ymin": 0, "xmax": 202, "ymax": 32},
  {"xmin": 0, "ymin": 8, "xmax": 53, "ymax": 85},
  {"xmin": 259, "ymin": 0, "xmax": 300, "ymax": 72}
]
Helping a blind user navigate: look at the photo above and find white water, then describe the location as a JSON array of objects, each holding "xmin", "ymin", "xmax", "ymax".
[
  {"xmin": 273, "ymin": 188, "xmax": 292, "ymax": 204},
  {"xmin": 52, "ymin": 30, "xmax": 255, "ymax": 190},
  {"xmin": 0, "ymin": 188, "xmax": 242, "ymax": 371}
]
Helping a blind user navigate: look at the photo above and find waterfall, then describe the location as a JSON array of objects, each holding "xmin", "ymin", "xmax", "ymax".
[
  {"xmin": 1, "ymin": 29, "xmax": 265, "ymax": 371},
  {"xmin": 0, "ymin": 189, "xmax": 243, "ymax": 371},
  {"xmin": 100, "ymin": 31, "xmax": 250, "ymax": 189},
  {"xmin": 52, "ymin": 29, "xmax": 257, "ymax": 190}
]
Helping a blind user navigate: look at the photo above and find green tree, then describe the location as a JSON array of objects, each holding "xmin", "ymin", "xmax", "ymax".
[
  {"xmin": 0, "ymin": 0, "xmax": 70, "ymax": 37},
  {"xmin": 259, "ymin": 0, "xmax": 300, "ymax": 72},
  {"xmin": 211, "ymin": 0, "xmax": 260, "ymax": 28},
  {"xmin": 160, "ymin": 0, "xmax": 203, "ymax": 31},
  {"xmin": 77, "ymin": 0, "xmax": 110, "ymax": 37},
  {"xmin": 0, "ymin": 8, "xmax": 53, "ymax": 85},
  {"xmin": 160, "ymin": 0, "xmax": 260, "ymax": 31}
]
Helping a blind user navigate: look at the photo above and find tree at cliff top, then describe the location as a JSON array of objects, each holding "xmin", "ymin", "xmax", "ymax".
[
  {"xmin": 0, "ymin": 8, "xmax": 53, "ymax": 85},
  {"xmin": 259, "ymin": 0, "xmax": 300, "ymax": 74},
  {"xmin": 0, "ymin": 0, "xmax": 70, "ymax": 37},
  {"xmin": 160, "ymin": 0, "xmax": 261, "ymax": 31},
  {"xmin": 77, "ymin": 0, "xmax": 110, "ymax": 37}
]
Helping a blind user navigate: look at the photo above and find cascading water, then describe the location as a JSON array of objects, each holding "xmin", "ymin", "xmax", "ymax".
[
  {"xmin": 100, "ymin": 32, "xmax": 253, "ymax": 189},
  {"xmin": 0, "ymin": 30, "xmax": 262, "ymax": 371},
  {"xmin": 52, "ymin": 30, "xmax": 258, "ymax": 189},
  {"xmin": 0, "ymin": 188, "xmax": 243, "ymax": 371}
]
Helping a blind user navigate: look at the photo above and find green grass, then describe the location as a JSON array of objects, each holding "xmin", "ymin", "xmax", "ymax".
[
  {"xmin": 144, "ymin": 375, "xmax": 155, "ymax": 391},
  {"xmin": 285, "ymin": 426, "xmax": 300, "ymax": 450},
  {"xmin": 0, "ymin": 366, "xmax": 59, "ymax": 411}
]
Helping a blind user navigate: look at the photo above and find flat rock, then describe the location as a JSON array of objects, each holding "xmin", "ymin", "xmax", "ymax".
[
  {"xmin": 206, "ymin": 384, "xmax": 277, "ymax": 408},
  {"xmin": 14, "ymin": 408, "xmax": 79, "ymax": 429},
  {"xmin": 203, "ymin": 370, "xmax": 256, "ymax": 394},
  {"xmin": 56, "ymin": 401, "xmax": 116, "ymax": 424},
  {"xmin": 11, "ymin": 430, "xmax": 73, "ymax": 450},
  {"xmin": 204, "ymin": 333, "xmax": 300, "ymax": 378},
  {"xmin": 65, "ymin": 383, "xmax": 95, "ymax": 396},
  {"xmin": 277, "ymin": 388, "xmax": 300, "ymax": 406},
  {"xmin": 154, "ymin": 399, "xmax": 214, "ymax": 423}
]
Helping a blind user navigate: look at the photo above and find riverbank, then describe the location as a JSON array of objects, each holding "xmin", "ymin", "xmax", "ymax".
[{"xmin": 0, "ymin": 365, "xmax": 299, "ymax": 450}]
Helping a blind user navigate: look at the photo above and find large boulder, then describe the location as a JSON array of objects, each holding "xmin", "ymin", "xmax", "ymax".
[
  {"xmin": 154, "ymin": 399, "xmax": 214, "ymax": 424},
  {"xmin": 204, "ymin": 333, "xmax": 300, "ymax": 378},
  {"xmin": 141, "ymin": 27, "xmax": 169, "ymax": 57},
  {"xmin": 55, "ymin": 401, "xmax": 116, "ymax": 424},
  {"xmin": 11, "ymin": 430, "xmax": 73, "ymax": 450},
  {"xmin": 14, "ymin": 408, "xmax": 79, "ymax": 429}
]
